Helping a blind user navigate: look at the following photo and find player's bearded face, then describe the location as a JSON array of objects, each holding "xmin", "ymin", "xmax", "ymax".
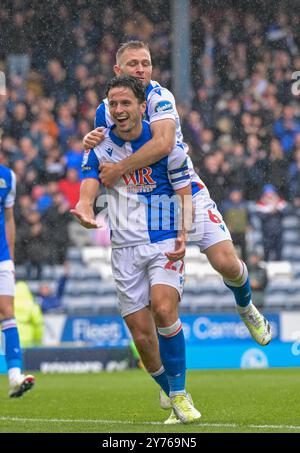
[
  {"xmin": 115, "ymin": 48, "xmax": 152, "ymax": 87},
  {"xmin": 108, "ymin": 87, "xmax": 145, "ymax": 133}
]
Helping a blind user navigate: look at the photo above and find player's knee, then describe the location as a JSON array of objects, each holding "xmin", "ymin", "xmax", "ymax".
[
  {"xmin": 0, "ymin": 304, "xmax": 14, "ymax": 320},
  {"xmin": 152, "ymin": 302, "xmax": 174, "ymax": 326},
  {"xmin": 212, "ymin": 254, "xmax": 240, "ymax": 279}
]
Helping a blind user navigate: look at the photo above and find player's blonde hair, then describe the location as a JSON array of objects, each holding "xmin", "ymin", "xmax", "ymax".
[{"xmin": 116, "ymin": 41, "xmax": 151, "ymax": 65}]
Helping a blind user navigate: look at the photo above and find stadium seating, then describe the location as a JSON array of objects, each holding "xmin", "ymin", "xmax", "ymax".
[{"xmin": 18, "ymin": 212, "xmax": 300, "ymax": 314}]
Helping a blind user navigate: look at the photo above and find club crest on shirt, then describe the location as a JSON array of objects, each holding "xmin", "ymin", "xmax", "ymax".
[{"xmin": 0, "ymin": 178, "xmax": 7, "ymax": 188}]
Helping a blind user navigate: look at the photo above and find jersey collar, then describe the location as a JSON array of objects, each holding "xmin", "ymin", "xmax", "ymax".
[
  {"xmin": 108, "ymin": 127, "xmax": 125, "ymax": 147},
  {"xmin": 145, "ymin": 80, "xmax": 161, "ymax": 99},
  {"xmin": 109, "ymin": 122, "xmax": 151, "ymax": 148}
]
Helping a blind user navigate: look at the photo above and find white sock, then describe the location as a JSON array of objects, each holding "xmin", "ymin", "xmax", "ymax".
[
  {"xmin": 8, "ymin": 367, "xmax": 21, "ymax": 384},
  {"xmin": 237, "ymin": 302, "xmax": 253, "ymax": 315}
]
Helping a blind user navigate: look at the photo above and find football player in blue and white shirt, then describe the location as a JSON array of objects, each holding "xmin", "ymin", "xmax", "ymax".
[
  {"xmin": 73, "ymin": 75, "xmax": 201, "ymax": 424},
  {"xmin": 0, "ymin": 164, "xmax": 35, "ymax": 397},
  {"xmin": 83, "ymin": 41, "xmax": 272, "ymax": 354}
]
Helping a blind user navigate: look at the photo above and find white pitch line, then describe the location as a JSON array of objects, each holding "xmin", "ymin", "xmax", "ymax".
[{"xmin": 0, "ymin": 416, "xmax": 300, "ymax": 430}]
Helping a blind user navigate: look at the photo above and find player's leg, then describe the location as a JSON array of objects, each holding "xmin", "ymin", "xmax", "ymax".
[
  {"xmin": 204, "ymin": 239, "xmax": 272, "ymax": 346},
  {"xmin": 148, "ymin": 240, "xmax": 201, "ymax": 424},
  {"xmin": 124, "ymin": 309, "xmax": 160, "ymax": 371},
  {"xmin": 191, "ymin": 195, "xmax": 271, "ymax": 346},
  {"xmin": 111, "ymin": 246, "xmax": 170, "ymax": 400},
  {"xmin": 151, "ymin": 284, "xmax": 200, "ymax": 424},
  {"xmin": 0, "ymin": 269, "xmax": 35, "ymax": 397},
  {"xmin": 151, "ymin": 284, "xmax": 185, "ymax": 396},
  {"xmin": 124, "ymin": 306, "xmax": 170, "ymax": 399}
]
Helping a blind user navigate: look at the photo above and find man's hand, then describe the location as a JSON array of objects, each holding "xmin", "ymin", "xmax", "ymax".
[
  {"xmin": 165, "ymin": 235, "xmax": 186, "ymax": 262},
  {"xmin": 70, "ymin": 209, "xmax": 101, "ymax": 229},
  {"xmin": 99, "ymin": 162, "xmax": 123, "ymax": 188},
  {"xmin": 83, "ymin": 127, "xmax": 105, "ymax": 150}
]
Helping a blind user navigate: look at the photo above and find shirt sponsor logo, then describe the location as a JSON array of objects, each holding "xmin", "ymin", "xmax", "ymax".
[
  {"xmin": 154, "ymin": 100, "xmax": 173, "ymax": 113},
  {"xmin": 122, "ymin": 168, "xmax": 156, "ymax": 186}
]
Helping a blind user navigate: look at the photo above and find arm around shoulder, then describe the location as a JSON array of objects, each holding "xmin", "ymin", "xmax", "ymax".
[{"xmin": 117, "ymin": 118, "xmax": 176, "ymax": 176}]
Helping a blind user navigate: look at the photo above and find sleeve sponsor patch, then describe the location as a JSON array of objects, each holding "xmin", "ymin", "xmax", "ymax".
[
  {"xmin": 154, "ymin": 100, "xmax": 174, "ymax": 113},
  {"xmin": 82, "ymin": 149, "xmax": 91, "ymax": 167}
]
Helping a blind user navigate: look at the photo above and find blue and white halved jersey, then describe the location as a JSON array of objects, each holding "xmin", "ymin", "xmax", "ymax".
[
  {"xmin": 95, "ymin": 80, "xmax": 210, "ymax": 199},
  {"xmin": 0, "ymin": 165, "xmax": 16, "ymax": 263},
  {"xmin": 82, "ymin": 121, "xmax": 191, "ymax": 248}
]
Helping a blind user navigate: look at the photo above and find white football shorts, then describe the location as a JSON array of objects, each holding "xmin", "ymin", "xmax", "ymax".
[
  {"xmin": 0, "ymin": 261, "xmax": 15, "ymax": 297},
  {"xmin": 189, "ymin": 192, "xmax": 232, "ymax": 251},
  {"xmin": 111, "ymin": 238, "xmax": 184, "ymax": 318}
]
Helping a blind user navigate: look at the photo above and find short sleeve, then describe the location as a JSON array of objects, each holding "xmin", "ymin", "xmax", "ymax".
[
  {"xmin": 81, "ymin": 149, "xmax": 101, "ymax": 181},
  {"xmin": 5, "ymin": 170, "xmax": 16, "ymax": 208},
  {"xmin": 94, "ymin": 102, "xmax": 107, "ymax": 128},
  {"xmin": 168, "ymin": 146, "xmax": 190, "ymax": 190},
  {"xmin": 147, "ymin": 88, "xmax": 177, "ymax": 124}
]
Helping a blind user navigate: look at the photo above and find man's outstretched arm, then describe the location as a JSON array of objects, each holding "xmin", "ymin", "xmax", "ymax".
[
  {"xmin": 100, "ymin": 119, "xmax": 176, "ymax": 187},
  {"xmin": 70, "ymin": 178, "xmax": 100, "ymax": 229}
]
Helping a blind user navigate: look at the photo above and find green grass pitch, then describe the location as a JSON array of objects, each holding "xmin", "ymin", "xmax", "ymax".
[{"xmin": 0, "ymin": 368, "xmax": 299, "ymax": 433}]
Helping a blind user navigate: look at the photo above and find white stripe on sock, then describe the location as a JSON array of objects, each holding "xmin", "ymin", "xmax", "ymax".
[
  {"xmin": 224, "ymin": 260, "xmax": 248, "ymax": 287},
  {"xmin": 1, "ymin": 318, "xmax": 17, "ymax": 330},
  {"xmin": 157, "ymin": 319, "xmax": 182, "ymax": 338},
  {"xmin": 151, "ymin": 365, "xmax": 165, "ymax": 378}
]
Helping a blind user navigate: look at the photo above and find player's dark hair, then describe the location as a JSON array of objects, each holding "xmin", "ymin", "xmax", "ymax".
[
  {"xmin": 116, "ymin": 40, "xmax": 151, "ymax": 64},
  {"xmin": 105, "ymin": 75, "xmax": 146, "ymax": 104}
]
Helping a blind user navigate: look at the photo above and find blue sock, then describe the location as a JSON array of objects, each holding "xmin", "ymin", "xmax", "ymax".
[
  {"xmin": 1, "ymin": 319, "xmax": 22, "ymax": 370},
  {"xmin": 224, "ymin": 260, "xmax": 252, "ymax": 308},
  {"xmin": 151, "ymin": 365, "xmax": 170, "ymax": 396},
  {"xmin": 157, "ymin": 319, "xmax": 186, "ymax": 397}
]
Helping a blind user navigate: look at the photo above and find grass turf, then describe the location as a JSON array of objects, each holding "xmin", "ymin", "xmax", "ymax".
[{"xmin": 0, "ymin": 368, "xmax": 299, "ymax": 433}]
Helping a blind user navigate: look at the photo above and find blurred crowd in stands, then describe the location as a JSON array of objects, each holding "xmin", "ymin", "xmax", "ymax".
[{"xmin": 1, "ymin": 0, "xmax": 300, "ymax": 276}]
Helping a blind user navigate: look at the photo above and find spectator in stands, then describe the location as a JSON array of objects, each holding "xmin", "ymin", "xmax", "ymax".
[
  {"xmin": 289, "ymin": 148, "xmax": 300, "ymax": 204},
  {"xmin": 14, "ymin": 281, "xmax": 44, "ymax": 347},
  {"xmin": 32, "ymin": 185, "xmax": 53, "ymax": 214},
  {"xmin": 43, "ymin": 191, "xmax": 71, "ymax": 265},
  {"xmin": 274, "ymin": 105, "xmax": 300, "ymax": 156},
  {"xmin": 64, "ymin": 137, "xmax": 84, "ymax": 177},
  {"xmin": 6, "ymin": 12, "xmax": 31, "ymax": 81},
  {"xmin": 8, "ymin": 103, "xmax": 30, "ymax": 140},
  {"xmin": 226, "ymin": 143, "xmax": 248, "ymax": 195},
  {"xmin": 256, "ymin": 184, "xmax": 287, "ymax": 261},
  {"xmin": 200, "ymin": 153, "xmax": 227, "ymax": 206},
  {"xmin": 221, "ymin": 189, "xmax": 249, "ymax": 262},
  {"xmin": 58, "ymin": 168, "xmax": 81, "ymax": 209},
  {"xmin": 57, "ymin": 105, "xmax": 77, "ymax": 150},
  {"xmin": 1, "ymin": 0, "xmax": 300, "ymax": 277},
  {"xmin": 266, "ymin": 138, "xmax": 289, "ymax": 199},
  {"xmin": 36, "ymin": 262, "xmax": 69, "ymax": 313},
  {"xmin": 248, "ymin": 252, "xmax": 268, "ymax": 309},
  {"xmin": 19, "ymin": 211, "xmax": 49, "ymax": 280}
]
